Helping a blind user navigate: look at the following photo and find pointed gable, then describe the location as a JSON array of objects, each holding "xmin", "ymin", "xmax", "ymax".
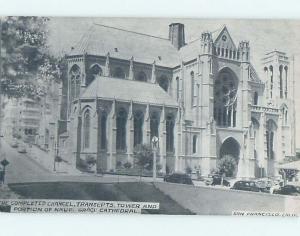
[
  {"xmin": 212, "ymin": 26, "xmax": 237, "ymax": 51},
  {"xmin": 249, "ymin": 64, "xmax": 262, "ymax": 83}
]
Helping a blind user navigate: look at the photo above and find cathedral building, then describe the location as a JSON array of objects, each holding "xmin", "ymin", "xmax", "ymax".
[{"xmin": 58, "ymin": 22, "xmax": 296, "ymax": 177}]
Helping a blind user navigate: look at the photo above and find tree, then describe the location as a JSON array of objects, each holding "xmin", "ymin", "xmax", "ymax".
[
  {"xmin": 0, "ymin": 16, "xmax": 62, "ymax": 99},
  {"xmin": 134, "ymin": 144, "xmax": 153, "ymax": 172},
  {"xmin": 217, "ymin": 155, "xmax": 237, "ymax": 177}
]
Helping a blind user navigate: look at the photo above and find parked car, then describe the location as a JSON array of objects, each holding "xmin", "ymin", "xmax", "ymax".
[
  {"xmin": 164, "ymin": 173, "xmax": 193, "ymax": 185},
  {"xmin": 211, "ymin": 175, "xmax": 231, "ymax": 187},
  {"xmin": 204, "ymin": 174, "xmax": 214, "ymax": 185},
  {"xmin": 255, "ymin": 178, "xmax": 281, "ymax": 194},
  {"xmin": 231, "ymin": 180, "xmax": 262, "ymax": 192},
  {"xmin": 273, "ymin": 184, "xmax": 300, "ymax": 196},
  {"xmin": 17, "ymin": 144, "xmax": 27, "ymax": 153},
  {"xmin": 10, "ymin": 140, "xmax": 19, "ymax": 148}
]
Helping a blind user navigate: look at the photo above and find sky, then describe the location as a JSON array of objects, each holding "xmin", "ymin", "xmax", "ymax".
[{"xmin": 47, "ymin": 17, "xmax": 300, "ymax": 148}]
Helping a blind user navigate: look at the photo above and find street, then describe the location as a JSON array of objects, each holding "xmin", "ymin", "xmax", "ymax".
[
  {"xmin": 0, "ymin": 137, "xmax": 165, "ymax": 184},
  {"xmin": 0, "ymin": 138, "xmax": 53, "ymax": 184},
  {"xmin": 1, "ymin": 136, "xmax": 300, "ymax": 215}
]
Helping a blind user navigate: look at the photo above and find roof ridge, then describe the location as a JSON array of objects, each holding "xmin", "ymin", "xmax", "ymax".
[
  {"xmin": 186, "ymin": 37, "xmax": 201, "ymax": 45},
  {"xmin": 93, "ymin": 23, "xmax": 169, "ymax": 41},
  {"xmin": 71, "ymin": 24, "xmax": 94, "ymax": 53},
  {"xmin": 99, "ymin": 75, "xmax": 160, "ymax": 86},
  {"xmin": 211, "ymin": 25, "xmax": 225, "ymax": 34}
]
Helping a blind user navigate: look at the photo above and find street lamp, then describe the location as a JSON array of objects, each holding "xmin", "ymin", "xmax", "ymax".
[
  {"xmin": 0, "ymin": 157, "xmax": 9, "ymax": 184},
  {"xmin": 53, "ymin": 140, "xmax": 57, "ymax": 172},
  {"xmin": 151, "ymin": 136, "xmax": 159, "ymax": 182}
]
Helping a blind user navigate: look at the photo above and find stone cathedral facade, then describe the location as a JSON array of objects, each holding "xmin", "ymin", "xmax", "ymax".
[{"xmin": 58, "ymin": 22, "xmax": 296, "ymax": 178}]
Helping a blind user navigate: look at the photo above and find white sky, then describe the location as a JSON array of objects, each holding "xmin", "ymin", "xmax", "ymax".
[{"xmin": 47, "ymin": 17, "xmax": 300, "ymax": 148}]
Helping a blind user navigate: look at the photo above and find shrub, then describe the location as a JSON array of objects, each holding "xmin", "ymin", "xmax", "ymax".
[
  {"xmin": 156, "ymin": 163, "xmax": 162, "ymax": 172},
  {"xmin": 134, "ymin": 144, "xmax": 153, "ymax": 171},
  {"xmin": 55, "ymin": 155, "xmax": 62, "ymax": 162},
  {"xmin": 217, "ymin": 155, "xmax": 237, "ymax": 177},
  {"xmin": 185, "ymin": 166, "xmax": 192, "ymax": 175},
  {"xmin": 86, "ymin": 155, "xmax": 96, "ymax": 166},
  {"xmin": 123, "ymin": 162, "xmax": 132, "ymax": 169},
  {"xmin": 116, "ymin": 161, "xmax": 122, "ymax": 169}
]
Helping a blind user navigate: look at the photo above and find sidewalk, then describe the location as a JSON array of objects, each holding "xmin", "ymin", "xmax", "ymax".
[{"xmin": 24, "ymin": 143, "xmax": 80, "ymax": 175}]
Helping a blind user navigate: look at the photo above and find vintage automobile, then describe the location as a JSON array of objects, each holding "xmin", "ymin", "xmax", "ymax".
[
  {"xmin": 273, "ymin": 184, "xmax": 300, "ymax": 196},
  {"xmin": 10, "ymin": 140, "xmax": 19, "ymax": 148},
  {"xmin": 163, "ymin": 173, "xmax": 194, "ymax": 185},
  {"xmin": 255, "ymin": 178, "xmax": 282, "ymax": 194},
  {"xmin": 17, "ymin": 144, "xmax": 27, "ymax": 153},
  {"xmin": 204, "ymin": 174, "xmax": 232, "ymax": 187},
  {"xmin": 211, "ymin": 175, "xmax": 231, "ymax": 187},
  {"xmin": 231, "ymin": 180, "xmax": 262, "ymax": 192}
]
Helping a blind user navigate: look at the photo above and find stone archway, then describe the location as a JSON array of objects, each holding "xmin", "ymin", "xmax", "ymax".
[{"xmin": 219, "ymin": 137, "xmax": 240, "ymax": 177}]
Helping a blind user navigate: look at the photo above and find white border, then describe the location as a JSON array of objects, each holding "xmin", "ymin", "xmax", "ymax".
[{"xmin": 0, "ymin": 0, "xmax": 300, "ymax": 235}]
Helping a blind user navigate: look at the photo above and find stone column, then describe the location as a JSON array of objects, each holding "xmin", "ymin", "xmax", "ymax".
[
  {"xmin": 96, "ymin": 108, "xmax": 102, "ymax": 172},
  {"xmin": 127, "ymin": 101, "xmax": 134, "ymax": 164},
  {"xmin": 128, "ymin": 56, "xmax": 134, "ymax": 80},
  {"xmin": 104, "ymin": 53, "xmax": 110, "ymax": 77},
  {"xmin": 260, "ymin": 112, "xmax": 267, "ymax": 177},
  {"xmin": 76, "ymin": 115, "xmax": 82, "ymax": 168},
  {"xmin": 174, "ymin": 109, "xmax": 181, "ymax": 172},
  {"xmin": 275, "ymin": 114, "xmax": 283, "ymax": 175},
  {"xmin": 159, "ymin": 106, "xmax": 166, "ymax": 172},
  {"xmin": 151, "ymin": 61, "xmax": 156, "ymax": 83},
  {"xmin": 143, "ymin": 104, "xmax": 150, "ymax": 145},
  {"xmin": 108, "ymin": 100, "xmax": 116, "ymax": 171}
]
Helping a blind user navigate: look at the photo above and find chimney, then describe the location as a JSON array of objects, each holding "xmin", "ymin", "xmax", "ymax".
[{"xmin": 169, "ymin": 23, "xmax": 185, "ymax": 50}]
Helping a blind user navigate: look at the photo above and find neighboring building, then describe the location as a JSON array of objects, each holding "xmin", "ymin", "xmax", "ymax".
[
  {"xmin": 58, "ymin": 23, "xmax": 296, "ymax": 177},
  {"xmin": 36, "ymin": 80, "xmax": 60, "ymax": 152},
  {"xmin": 3, "ymin": 97, "xmax": 41, "ymax": 143},
  {"xmin": 3, "ymin": 79, "xmax": 60, "ymax": 150},
  {"xmin": 2, "ymin": 98, "xmax": 19, "ymax": 138}
]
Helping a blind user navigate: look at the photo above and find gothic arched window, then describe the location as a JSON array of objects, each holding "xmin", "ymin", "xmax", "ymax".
[
  {"xmin": 284, "ymin": 66, "xmax": 288, "ymax": 98},
  {"xmin": 281, "ymin": 105, "xmax": 288, "ymax": 125},
  {"xmin": 166, "ymin": 114, "xmax": 175, "ymax": 152},
  {"xmin": 69, "ymin": 64, "xmax": 81, "ymax": 102},
  {"xmin": 253, "ymin": 91, "xmax": 258, "ymax": 105},
  {"xmin": 158, "ymin": 75, "xmax": 169, "ymax": 92},
  {"xmin": 192, "ymin": 135, "xmax": 197, "ymax": 154},
  {"xmin": 134, "ymin": 110, "xmax": 144, "ymax": 147},
  {"xmin": 176, "ymin": 77, "xmax": 180, "ymax": 101},
  {"xmin": 83, "ymin": 109, "xmax": 91, "ymax": 149},
  {"xmin": 87, "ymin": 64, "xmax": 102, "ymax": 85},
  {"xmin": 116, "ymin": 108, "xmax": 127, "ymax": 151},
  {"xmin": 191, "ymin": 71, "xmax": 195, "ymax": 106},
  {"xmin": 279, "ymin": 65, "xmax": 283, "ymax": 98},
  {"xmin": 269, "ymin": 65, "xmax": 273, "ymax": 98},
  {"xmin": 136, "ymin": 71, "xmax": 147, "ymax": 82},
  {"xmin": 100, "ymin": 113, "xmax": 107, "ymax": 149},
  {"xmin": 150, "ymin": 112, "xmax": 159, "ymax": 140},
  {"xmin": 214, "ymin": 69, "xmax": 238, "ymax": 127},
  {"xmin": 113, "ymin": 67, "xmax": 126, "ymax": 79},
  {"xmin": 251, "ymin": 117, "xmax": 260, "ymax": 158},
  {"xmin": 266, "ymin": 119, "xmax": 277, "ymax": 160}
]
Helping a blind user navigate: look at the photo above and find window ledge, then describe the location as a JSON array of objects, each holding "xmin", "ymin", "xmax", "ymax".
[{"xmin": 116, "ymin": 150, "xmax": 127, "ymax": 154}]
